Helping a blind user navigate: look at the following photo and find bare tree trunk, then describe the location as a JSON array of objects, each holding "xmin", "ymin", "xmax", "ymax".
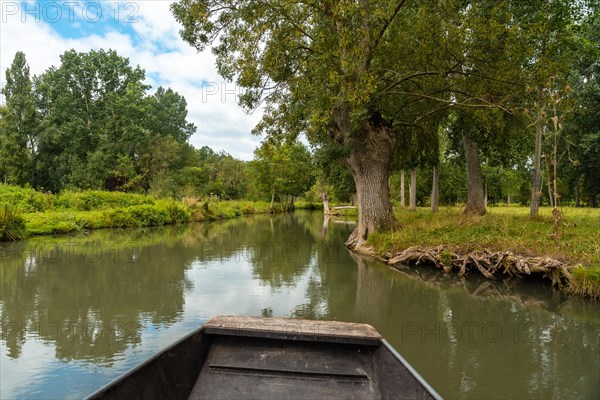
[
  {"xmin": 344, "ymin": 126, "xmax": 398, "ymax": 252},
  {"xmin": 400, "ymin": 170, "xmax": 405, "ymax": 207},
  {"xmin": 530, "ymin": 124, "xmax": 543, "ymax": 217},
  {"xmin": 29, "ymin": 140, "xmax": 36, "ymax": 186},
  {"xmin": 544, "ymin": 159, "xmax": 554, "ymax": 208},
  {"xmin": 484, "ymin": 182, "xmax": 488, "ymax": 206},
  {"xmin": 320, "ymin": 193, "xmax": 330, "ymax": 213},
  {"xmin": 431, "ymin": 167, "xmax": 439, "ymax": 213},
  {"xmin": 552, "ymin": 114, "xmax": 560, "ymax": 209},
  {"xmin": 575, "ymin": 179, "xmax": 580, "ymax": 207},
  {"xmin": 409, "ymin": 170, "xmax": 417, "ymax": 211},
  {"xmin": 462, "ymin": 133, "xmax": 486, "ymax": 215},
  {"xmin": 270, "ymin": 189, "xmax": 275, "ymax": 212},
  {"xmin": 507, "ymin": 194, "xmax": 511, "ymax": 206}
]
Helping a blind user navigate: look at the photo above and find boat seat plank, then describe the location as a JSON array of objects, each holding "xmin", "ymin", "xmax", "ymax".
[{"xmin": 204, "ymin": 316, "xmax": 382, "ymax": 345}]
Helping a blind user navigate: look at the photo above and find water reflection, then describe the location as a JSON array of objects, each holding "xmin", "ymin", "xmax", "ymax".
[
  {"xmin": 1, "ymin": 212, "xmax": 599, "ymax": 399},
  {"xmin": 1, "ymin": 225, "xmax": 195, "ymax": 363}
]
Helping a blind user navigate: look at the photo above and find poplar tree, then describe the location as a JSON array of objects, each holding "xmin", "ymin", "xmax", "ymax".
[{"xmin": 1, "ymin": 52, "xmax": 39, "ymax": 185}]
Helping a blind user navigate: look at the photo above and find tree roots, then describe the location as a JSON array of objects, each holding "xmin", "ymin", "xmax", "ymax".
[{"xmin": 385, "ymin": 246, "xmax": 572, "ymax": 288}]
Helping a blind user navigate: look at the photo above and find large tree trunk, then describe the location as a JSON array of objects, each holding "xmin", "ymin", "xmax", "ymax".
[
  {"xmin": 400, "ymin": 170, "xmax": 405, "ymax": 207},
  {"xmin": 431, "ymin": 167, "xmax": 439, "ymax": 213},
  {"xmin": 530, "ymin": 123, "xmax": 543, "ymax": 217},
  {"xmin": 462, "ymin": 133, "xmax": 486, "ymax": 215},
  {"xmin": 409, "ymin": 170, "xmax": 417, "ymax": 211},
  {"xmin": 344, "ymin": 126, "xmax": 398, "ymax": 252}
]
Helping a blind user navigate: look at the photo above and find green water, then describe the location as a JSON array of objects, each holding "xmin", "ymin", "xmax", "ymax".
[{"xmin": 1, "ymin": 212, "xmax": 598, "ymax": 399}]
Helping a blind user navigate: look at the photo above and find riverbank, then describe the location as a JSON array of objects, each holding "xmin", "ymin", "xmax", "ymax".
[
  {"xmin": 365, "ymin": 207, "xmax": 600, "ymax": 300},
  {"xmin": 0, "ymin": 185, "xmax": 317, "ymax": 240}
]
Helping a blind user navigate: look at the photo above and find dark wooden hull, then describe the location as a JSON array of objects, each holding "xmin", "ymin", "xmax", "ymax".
[{"xmin": 87, "ymin": 316, "xmax": 442, "ymax": 400}]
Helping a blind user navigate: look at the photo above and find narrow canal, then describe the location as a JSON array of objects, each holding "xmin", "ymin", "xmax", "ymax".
[{"xmin": 1, "ymin": 211, "xmax": 598, "ymax": 399}]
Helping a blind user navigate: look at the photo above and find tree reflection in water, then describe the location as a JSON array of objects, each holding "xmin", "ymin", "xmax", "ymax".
[{"xmin": 1, "ymin": 212, "xmax": 598, "ymax": 399}]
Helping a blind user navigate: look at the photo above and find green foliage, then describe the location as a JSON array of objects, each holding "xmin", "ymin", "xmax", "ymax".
[
  {"xmin": 4, "ymin": 185, "xmax": 315, "ymax": 237},
  {"xmin": 14, "ymin": 49, "xmax": 198, "ymax": 193},
  {"xmin": 367, "ymin": 206, "xmax": 600, "ymax": 269},
  {"xmin": 0, "ymin": 52, "xmax": 39, "ymax": 186},
  {"xmin": 566, "ymin": 9, "xmax": 600, "ymax": 206},
  {"xmin": 54, "ymin": 190, "xmax": 155, "ymax": 211},
  {"xmin": 160, "ymin": 201, "xmax": 192, "ymax": 224},
  {"xmin": 251, "ymin": 139, "xmax": 315, "ymax": 206},
  {"xmin": 0, "ymin": 184, "xmax": 53, "ymax": 212},
  {"xmin": 0, "ymin": 204, "xmax": 26, "ymax": 241},
  {"xmin": 569, "ymin": 265, "xmax": 600, "ymax": 299},
  {"xmin": 127, "ymin": 204, "xmax": 171, "ymax": 227},
  {"xmin": 148, "ymin": 171, "xmax": 180, "ymax": 199}
]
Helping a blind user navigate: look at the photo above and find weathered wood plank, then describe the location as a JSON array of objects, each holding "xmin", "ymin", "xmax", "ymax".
[{"xmin": 204, "ymin": 316, "xmax": 382, "ymax": 345}]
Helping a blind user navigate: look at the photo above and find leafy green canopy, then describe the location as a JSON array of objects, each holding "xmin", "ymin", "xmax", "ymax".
[
  {"xmin": 1, "ymin": 51, "xmax": 39, "ymax": 185},
  {"xmin": 251, "ymin": 140, "xmax": 315, "ymax": 200},
  {"xmin": 172, "ymin": 0, "xmax": 582, "ymax": 153},
  {"xmin": 33, "ymin": 49, "xmax": 197, "ymax": 192}
]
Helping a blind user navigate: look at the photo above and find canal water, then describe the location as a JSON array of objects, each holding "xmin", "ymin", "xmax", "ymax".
[{"xmin": 1, "ymin": 211, "xmax": 598, "ymax": 399}]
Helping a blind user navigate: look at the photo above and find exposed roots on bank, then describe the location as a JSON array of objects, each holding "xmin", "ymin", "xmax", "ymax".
[{"xmin": 385, "ymin": 246, "xmax": 572, "ymax": 288}]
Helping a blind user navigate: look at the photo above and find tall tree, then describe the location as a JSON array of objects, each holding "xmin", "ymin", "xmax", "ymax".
[
  {"xmin": 146, "ymin": 87, "xmax": 196, "ymax": 143},
  {"xmin": 33, "ymin": 49, "xmax": 196, "ymax": 192},
  {"xmin": 252, "ymin": 140, "xmax": 315, "ymax": 210},
  {"xmin": 35, "ymin": 49, "xmax": 149, "ymax": 190},
  {"xmin": 567, "ymin": 7, "xmax": 600, "ymax": 206},
  {"xmin": 1, "ymin": 52, "xmax": 39, "ymax": 185},
  {"xmin": 172, "ymin": 0, "xmax": 585, "ymax": 250}
]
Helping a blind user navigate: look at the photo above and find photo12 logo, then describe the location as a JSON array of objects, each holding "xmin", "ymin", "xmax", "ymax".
[{"xmin": 1, "ymin": 1, "xmax": 139, "ymax": 24}]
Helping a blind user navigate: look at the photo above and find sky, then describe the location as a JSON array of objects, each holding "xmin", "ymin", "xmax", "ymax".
[{"xmin": 0, "ymin": 0, "xmax": 264, "ymax": 160}]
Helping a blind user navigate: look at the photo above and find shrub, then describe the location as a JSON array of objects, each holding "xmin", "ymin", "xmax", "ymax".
[
  {"xmin": 103, "ymin": 208, "xmax": 136, "ymax": 228},
  {"xmin": 0, "ymin": 184, "xmax": 54, "ymax": 212},
  {"xmin": 158, "ymin": 200, "xmax": 191, "ymax": 224},
  {"xmin": 55, "ymin": 190, "xmax": 154, "ymax": 211},
  {"xmin": 0, "ymin": 204, "xmax": 26, "ymax": 241},
  {"xmin": 128, "ymin": 204, "xmax": 170, "ymax": 227},
  {"xmin": 568, "ymin": 266, "xmax": 600, "ymax": 300}
]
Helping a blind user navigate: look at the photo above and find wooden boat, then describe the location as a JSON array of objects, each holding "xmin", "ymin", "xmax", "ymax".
[{"xmin": 87, "ymin": 316, "xmax": 442, "ymax": 400}]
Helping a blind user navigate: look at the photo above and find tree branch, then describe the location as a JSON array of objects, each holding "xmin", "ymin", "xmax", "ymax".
[{"xmin": 366, "ymin": 0, "xmax": 408, "ymax": 68}]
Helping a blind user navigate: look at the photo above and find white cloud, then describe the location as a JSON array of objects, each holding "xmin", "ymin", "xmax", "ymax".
[{"xmin": 0, "ymin": 0, "xmax": 263, "ymax": 160}]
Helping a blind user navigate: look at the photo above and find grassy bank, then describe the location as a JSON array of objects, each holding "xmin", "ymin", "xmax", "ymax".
[
  {"xmin": 0, "ymin": 185, "xmax": 317, "ymax": 238},
  {"xmin": 367, "ymin": 206, "xmax": 600, "ymax": 299}
]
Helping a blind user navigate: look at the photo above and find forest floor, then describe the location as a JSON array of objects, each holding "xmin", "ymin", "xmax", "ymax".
[{"xmin": 366, "ymin": 206, "xmax": 600, "ymax": 300}]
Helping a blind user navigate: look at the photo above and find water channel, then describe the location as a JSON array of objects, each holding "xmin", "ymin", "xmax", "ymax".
[{"xmin": 1, "ymin": 211, "xmax": 598, "ymax": 399}]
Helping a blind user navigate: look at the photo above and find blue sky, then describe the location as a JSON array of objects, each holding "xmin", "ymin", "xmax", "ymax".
[
  {"xmin": 0, "ymin": 0, "xmax": 263, "ymax": 160},
  {"xmin": 24, "ymin": 1, "xmax": 139, "ymax": 39}
]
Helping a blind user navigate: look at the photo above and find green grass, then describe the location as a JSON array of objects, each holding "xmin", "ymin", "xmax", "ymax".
[
  {"xmin": 0, "ymin": 204, "xmax": 26, "ymax": 240},
  {"xmin": 369, "ymin": 206, "xmax": 599, "ymax": 264},
  {"xmin": 368, "ymin": 206, "xmax": 600, "ymax": 299},
  {"xmin": 0, "ymin": 185, "xmax": 155, "ymax": 213},
  {"xmin": 1, "ymin": 184, "xmax": 315, "ymax": 238},
  {"xmin": 569, "ymin": 266, "xmax": 600, "ymax": 300}
]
